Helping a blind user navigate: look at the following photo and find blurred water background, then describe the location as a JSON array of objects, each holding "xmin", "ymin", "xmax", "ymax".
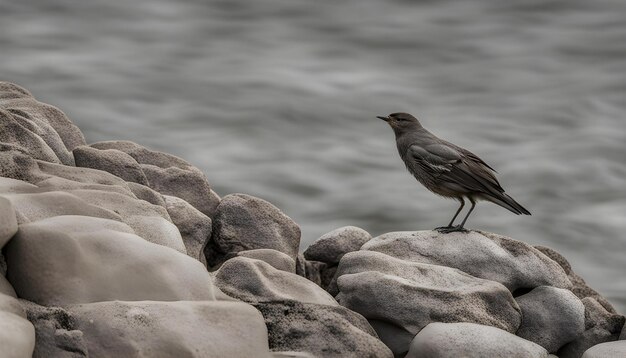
[{"xmin": 1, "ymin": 0, "xmax": 625, "ymax": 311}]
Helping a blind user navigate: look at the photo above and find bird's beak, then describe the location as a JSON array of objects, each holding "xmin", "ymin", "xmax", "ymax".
[{"xmin": 377, "ymin": 115, "xmax": 389, "ymax": 122}]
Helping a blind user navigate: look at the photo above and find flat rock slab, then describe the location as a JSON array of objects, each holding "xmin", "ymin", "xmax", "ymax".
[
  {"xmin": 304, "ymin": 226, "xmax": 372, "ymax": 264},
  {"xmin": 361, "ymin": 230, "xmax": 571, "ymax": 292},
  {"xmin": 215, "ymin": 256, "xmax": 337, "ymax": 306},
  {"xmin": 254, "ymin": 301, "xmax": 392, "ymax": 358},
  {"xmin": 5, "ymin": 217, "xmax": 216, "ymax": 305},
  {"xmin": 407, "ymin": 322, "xmax": 549, "ymax": 358}
]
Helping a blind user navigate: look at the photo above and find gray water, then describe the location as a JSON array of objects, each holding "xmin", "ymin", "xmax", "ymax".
[{"xmin": 2, "ymin": 0, "xmax": 625, "ymax": 312}]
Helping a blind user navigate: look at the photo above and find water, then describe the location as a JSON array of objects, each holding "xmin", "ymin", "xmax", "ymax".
[{"xmin": 1, "ymin": 0, "xmax": 625, "ymax": 312}]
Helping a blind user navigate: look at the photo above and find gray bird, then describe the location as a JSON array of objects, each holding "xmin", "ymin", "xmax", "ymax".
[{"xmin": 377, "ymin": 112, "xmax": 530, "ymax": 233}]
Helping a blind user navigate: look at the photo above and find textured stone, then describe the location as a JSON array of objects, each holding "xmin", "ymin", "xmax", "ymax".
[
  {"xmin": 68, "ymin": 189, "xmax": 170, "ymax": 220},
  {"xmin": 237, "ymin": 249, "xmax": 296, "ymax": 272},
  {"xmin": 254, "ymin": 301, "xmax": 392, "ymax": 358},
  {"xmin": 516, "ymin": 286, "xmax": 585, "ymax": 353},
  {"xmin": 362, "ymin": 231, "xmax": 571, "ymax": 292},
  {"xmin": 5, "ymin": 217, "xmax": 217, "ymax": 306},
  {"xmin": 207, "ymin": 193, "xmax": 300, "ymax": 268},
  {"xmin": 73, "ymin": 146, "xmax": 148, "ymax": 185},
  {"xmin": 0, "ymin": 294, "xmax": 36, "ymax": 358},
  {"xmin": 68, "ymin": 300, "xmax": 272, "ymax": 358},
  {"xmin": 406, "ymin": 322, "xmax": 549, "ymax": 358},
  {"xmin": 0, "ymin": 108, "xmax": 63, "ymax": 164},
  {"xmin": 164, "ymin": 195, "xmax": 212, "ymax": 265},
  {"xmin": 124, "ymin": 215, "xmax": 187, "ymax": 254},
  {"xmin": 558, "ymin": 297, "xmax": 625, "ymax": 358},
  {"xmin": 582, "ymin": 341, "xmax": 626, "ymax": 358},
  {"xmin": 0, "ymin": 196, "xmax": 18, "ymax": 248},
  {"xmin": 304, "ymin": 226, "xmax": 372, "ymax": 264},
  {"xmin": 334, "ymin": 250, "xmax": 521, "ymax": 354},
  {"xmin": 126, "ymin": 182, "xmax": 167, "ymax": 207},
  {"xmin": 215, "ymin": 256, "xmax": 337, "ymax": 306}
]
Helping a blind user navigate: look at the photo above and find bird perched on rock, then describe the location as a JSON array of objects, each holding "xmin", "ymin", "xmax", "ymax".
[{"xmin": 377, "ymin": 112, "xmax": 530, "ymax": 233}]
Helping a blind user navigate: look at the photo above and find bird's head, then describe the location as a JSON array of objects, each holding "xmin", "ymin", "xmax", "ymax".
[{"xmin": 377, "ymin": 112, "xmax": 422, "ymax": 134}]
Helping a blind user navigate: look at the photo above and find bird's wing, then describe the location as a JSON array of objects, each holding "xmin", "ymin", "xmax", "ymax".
[{"xmin": 408, "ymin": 143, "xmax": 504, "ymax": 194}]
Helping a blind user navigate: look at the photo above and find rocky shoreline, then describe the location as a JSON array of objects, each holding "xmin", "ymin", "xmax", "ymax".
[{"xmin": 0, "ymin": 81, "xmax": 624, "ymax": 358}]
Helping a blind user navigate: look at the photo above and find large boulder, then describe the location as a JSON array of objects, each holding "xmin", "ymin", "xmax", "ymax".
[
  {"xmin": 0, "ymin": 108, "xmax": 64, "ymax": 164},
  {"xmin": 73, "ymin": 146, "xmax": 149, "ymax": 185},
  {"xmin": 582, "ymin": 341, "xmax": 626, "ymax": 358},
  {"xmin": 253, "ymin": 301, "xmax": 392, "ymax": 358},
  {"xmin": 164, "ymin": 195, "xmax": 212, "ymax": 265},
  {"xmin": 406, "ymin": 322, "xmax": 549, "ymax": 358},
  {"xmin": 515, "ymin": 286, "xmax": 585, "ymax": 353},
  {"xmin": 207, "ymin": 194, "xmax": 300, "ymax": 268},
  {"xmin": 334, "ymin": 250, "xmax": 521, "ymax": 355},
  {"xmin": 215, "ymin": 256, "xmax": 337, "ymax": 306},
  {"xmin": 5, "ymin": 217, "xmax": 217, "ymax": 305},
  {"xmin": 0, "ymin": 293, "xmax": 36, "ymax": 358},
  {"xmin": 237, "ymin": 249, "xmax": 296, "ymax": 273},
  {"xmin": 0, "ymin": 196, "xmax": 18, "ymax": 248},
  {"xmin": 558, "ymin": 297, "xmax": 625, "ymax": 358},
  {"xmin": 123, "ymin": 215, "xmax": 187, "ymax": 254},
  {"xmin": 68, "ymin": 300, "xmax": 272, "ymax": 358},
  {"xmin": 304, "ymin": 226, "xmax": 372, "ymax": 265},
  {"xmin": 361, "ymin": 230, "xmax": 571, "ymax": 292}
]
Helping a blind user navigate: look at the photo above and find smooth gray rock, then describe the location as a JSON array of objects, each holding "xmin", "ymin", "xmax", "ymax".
[
  {"xmin": 5, "ymin": 217, "xmax": 217, "ymax": 306},
  {"xmin": 207, "ymin": 193, "xmax": 301, "ymax": 267},
  {"xmin": 254, "ymin": 301, "xmax": 392, "ymax": 358},
  {"xmin": 516, "ymin": 286, "xmax": 585, "ymax": 352},
  {"xmin": 73, "ymin": 146, "xmax": 149, "ymax": 185},
  {"xmin": 215, "ymin": 256, "xmax": 337, "ymax": 306},
  {"xmin": 407, "ymin": 322, "xmax": 549, "ymax": 358},
  {"xmin": 124, "ymin": 215, "xmax": 187, "ymax": 254},
  {"xmin": 582, "ymin": 341, "xmax": 626, "ymax": 358},
  {"xmin": 362, "ymin": 231, "xmax": 571, "ymax": 292},
  {"xmin": 67, "ymin": 300, "xmax": 272, "ymax": 358},
  {"xmin": 0, "ymin": 293, "xmax": 35, "ymax": 358},
  {"xmin": 0, "ymin": 196, "xmax": 18, "ymax": 248},
  {"xmin": 237, "ymin": 249, "xmax": 296, "ymax": 272},
  {"xmin": 165, "ymin": 195, "xmax": 212, "ymax": 265},
  {"xmin": 304, "ymin": 226, "xmax": 372, "ymax": 264},
  {"xmin": 90, "ymin": 140, "xmax": 193, "ymax": 169},
  {"xmin": 68, "ymin": 189, "xmax": 170, "ymax": 220},
  {"xmin": 558, "ymin": 297, "xmax": 625, "ymax": 358},
  {"xmin": 126, "ymin": 182, "xmax": 167, "ymax": 207}
]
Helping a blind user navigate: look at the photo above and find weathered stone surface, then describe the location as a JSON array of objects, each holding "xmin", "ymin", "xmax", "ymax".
[
  {"xmin": 368, "ymin": 319, "xmax": 415, "ymax": 357},
  {"xmin": 0, "ymin": 196, "xmax": 18, "ymax": 248},
  {"xmin": 207, "ymin": 194, "xmax": 300, "ymax": 268},
  {"xmin": 73, "ymin": 146, "xmax": 148, "ymax": 185},
  {"xmin": 165, "ymin": 195, "xmax": 212, "ymax": 265},
  {"xmin": 516, "ymin": 286, "xmax": 585, "ymax": 353},
  {"xmin": 20, "ymin": 300, "xmax": 88, "ymax": 358},
  {"xmin": 237, "ymin": 249, "xmax": 296, "ymax": 272},
  {"xmin": 304, "ymin": 260, "xmax": 327, "ymax": 287},
  {"xmin": 0, "ymin": 151, "xmax": 46, "ymax": 183},
  {"xmin": 0, "ymin": 294, "xmax": 36, "ymax": 358},
  {"xmin": 68, "ymin": 189, "xmax": 170, "ymax": 220},
  {"xmin": 406, "ymin": 322, "xmax": 549, "ymax": 358},
  {"xmin": 272, "ymin": 352, "xmax": 316, "ymax": 358},
  {"xmin": 124, "ymin": 215, "xmax": 187, "ymax": 254},
  {"xmin": 126, "ymin": 181, "xmax": 167, "ymax": 207},
  {"xmin": 5, "ymin": 217, "xmax": 217, "ymax": 306},
  {"xmin": 90, "ymin": 140, "xmax": 192, "ymax": 169},
  {"xmin": 334, "ymin": 250, "xmax": 521, "ymax": 354},
  {"xmin": 215, "ymin": 256, "xmax": 337, "ymax": 306},
  {"xmin": 0, "ymin": 108, "xmax": 63, "ymax": 164},
  {"xmin": 536, "ymin": 245, "xmax": 617, "ymax": 313},
  {"xmin": 582, "ymin": 341, "xmax": 626, "ymax": 358},
  {"xmin": 362, "ymin": 231, "xmax": 571, "ymax": 292},
  {"xmin": 0, "ymin": 177, "xmax": 38, "ymax": 194},
  {"xmin": 68, "ymin": 300, "xmax": 272, "ymax": 358},
  {"xmin": 254, "ymin": 301, "xmax": 392, "ymax": 358},
  {"xmin": 558, "ymin": 297, "xmax": 625, "ymax": 358},
  {"xmin": 304, "ymin": 226, "xmax": 372, "ymax": 264}
]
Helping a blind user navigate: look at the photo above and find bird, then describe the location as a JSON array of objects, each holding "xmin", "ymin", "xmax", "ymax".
[{"xmin": 377, "ymin": 112, "xmax": 530, "ymax": 233}]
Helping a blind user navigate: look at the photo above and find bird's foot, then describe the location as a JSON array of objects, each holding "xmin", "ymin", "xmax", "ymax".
[{"xmin": 435, "ymin": 225, "xmax": 468, "ymax": 234}]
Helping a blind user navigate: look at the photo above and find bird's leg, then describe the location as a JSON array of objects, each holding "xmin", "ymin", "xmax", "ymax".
[
  {"xmin": 438, "ymin": 198, "xmax": 475, "ymax": 233},
  {"xmin": 435, "ymin": 198, "xmax": 465, "ymax": 231}
]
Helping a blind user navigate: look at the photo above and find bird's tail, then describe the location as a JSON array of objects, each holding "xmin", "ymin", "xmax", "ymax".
[{"xmin": 486, "ymin": 193, "xmax": 531, "ymax": 215}]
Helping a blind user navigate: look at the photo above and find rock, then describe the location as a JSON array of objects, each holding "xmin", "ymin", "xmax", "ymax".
[
  {"xmin": 295, "ymin": 253, "xmax": 307, "ymax": 277},
  {"xmin": 406, "ymin": 322, "xmax": 549, "ymax": 358},
  {"xmin": 73, "ymin": 146, "xmax": 149, "ymax": 185},
  {"xmin": 67, "ymin": 300, "xmax": 272, "ymax": 358},
  {"xmin": 68, "ymin": 189, "xmax": 170, "ymax": 220},
  {"xmin": 164, "ymin": 195, "xmax": 212, "ymax": 265},
  {"xmin": 0, "ymin": 294, "xmax": 36, "ymax": 358},
  {"xmin": 362, "ymin": 231, "xmax": 571, "ymax": 292},
  {"xmin": 582, "ymin": 341, "xmax": 626, "ymax": 358},
  {"xmin": 3, "ymin": 191, "xmax": 120, "ymax": 224},
  {"xmin": 304, "ymin": 260, "xmax": 327, "ymax": 287},
  {"xmin": 0, "ymin": 196, "xmax": 18, "ymax": 248},
  {"xmin": 123, "ymin": 215, "xmax": 187, "ymax": 254},
  {"xmin": 19, "ymin": 300, "xmax": 88, "ymax": 358},
  {"xmin": 215, "ymin": 256, "xmax": 337, "ymax": 306},
  {"xmin": 536, "ymin": 245, "xmax": 618, "ymax": 313},
  {"xmin": 0, "ymin": 273, "xmax": 16, "ymax": 297},
  {"xmin": 368, "ymin": 319, "xmax": 415, "ymax": 357},
  {"xmin": 558, "ymin": 297, "xmax": 625, "ymax": 358},
  {"xmin": 253, "ymin": 301, "xmax": 392, "ymax": 358},
  {"xmin": 237, "ymin": 249, "xmax": 296, "ymax": 272},
  {"xmin": 334, "ymin": 251, "xmax": 521, "ymax": 353},
  {"xmin": 126, "ymin": 182, "xmax": 167, "ymax": 207},
  {"xmin": 5, "ymin": 217, "xmax": 217, "ymax": 305},
  {"xmin": 0, "ymin": 108, "xmax": 63, "ymax": 164},
  {"xmin": 304, "ymin": 226, "xmax": 372, "ymax": 264},
  {"xmin": 515, "ymin": 286, "xmax": 585, "ymax": 352},
  {"xmin": 0, "ymin": 176, "xmax": 38, "ymax": 194},
  {"xmin": 272, "ymin": 352, "xmax": 317, "ymax": 358},
  {"xmin": 0, "ymin": 151, "xmax": 48, "ymax": 187},
  {"xmin": 90, "ymin": 140, "xmax": 193, "ymax": 169},
  {"xmin": 207, "ymin": 194, "xmax": 300, "ymax": 268}
]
